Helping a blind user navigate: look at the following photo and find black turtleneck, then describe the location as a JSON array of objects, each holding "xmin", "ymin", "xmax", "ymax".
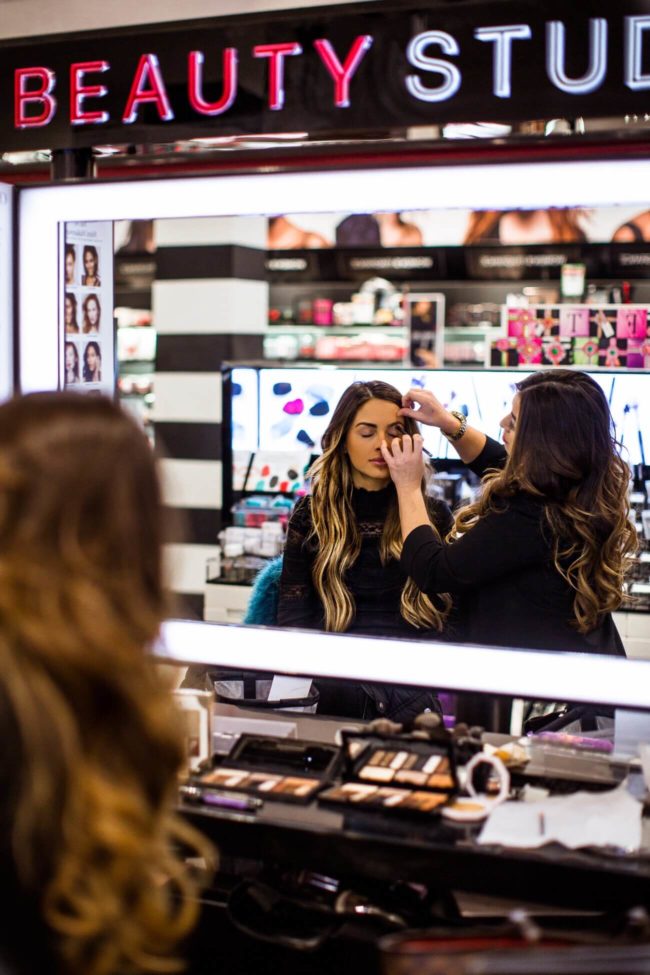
[{"xmin": 277, "ymin": 484, "xmax": 453, "ymax": 639}]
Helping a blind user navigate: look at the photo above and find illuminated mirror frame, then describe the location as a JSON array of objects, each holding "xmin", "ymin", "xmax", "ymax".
[
  {"xmin": 158, "ymin": 620, "xmax": 650, "ymax": 712},
  {"xmin": 17, "ymin": 156, "xmax": 650, "ymax": 703}
]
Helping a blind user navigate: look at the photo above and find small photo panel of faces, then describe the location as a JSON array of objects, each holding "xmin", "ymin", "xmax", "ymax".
[
  {"xmin": 64, "ymin": 241, "xmax": 78, "ymax": 286},
  {"xmin": 81, "ymin": 292, "xmax": 101, "ymax": 334},
  {"xmin": 82, "ymin": 340, "xmax": 102, "ymax": 384},
  {"xmin": 81, "ymin": 243, "xmax": 101, "ymax": 288},
  {"xmin": 64, "ymin": 340, "xmax": 81, "ymax": 387}
]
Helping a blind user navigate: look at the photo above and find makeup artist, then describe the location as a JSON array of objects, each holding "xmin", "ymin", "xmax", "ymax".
[
  {"xmin": 381, "ymin": 370, "xmax": 636, "ymax": 655},
  {"xmin": 278, "ymin": 380, "xmax": 454, "ymax": 721}
]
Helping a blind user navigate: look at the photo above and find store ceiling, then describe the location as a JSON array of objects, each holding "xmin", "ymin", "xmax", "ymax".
[{"xmin": 1, "ymin": 113, "xmax": 649, "ymax": 184}]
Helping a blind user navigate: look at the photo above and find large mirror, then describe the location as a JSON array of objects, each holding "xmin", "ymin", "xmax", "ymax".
[
  {"xmin": 17, "ymin": 157, "xmax": 650, "ymax": 730},
  {"xmin": 118, "ymin": 205, "xmax": 650, "ymax": 733}
]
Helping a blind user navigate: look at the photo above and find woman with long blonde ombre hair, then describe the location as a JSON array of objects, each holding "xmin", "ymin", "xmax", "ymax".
[
  {"xmin": 382, "ymin": 370, "xmax": 636, "ymax": 657},
  {"xmin": 277, "ymin": 380, "xmax": 454, "ymax": 722},
  {"xmin": 0, "ymin": 393, "xmax": 212, "ymax": 975}
]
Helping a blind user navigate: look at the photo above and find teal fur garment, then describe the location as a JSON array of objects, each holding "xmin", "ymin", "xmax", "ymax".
[{"xmin": 243, "ymin": 556, "xmax": 283, "ymax": 625}]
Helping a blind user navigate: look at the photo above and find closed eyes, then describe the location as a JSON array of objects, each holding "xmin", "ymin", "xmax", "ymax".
[{"xmin": 357, "ymin": 424, "xmax": 405, "ymax": 438}]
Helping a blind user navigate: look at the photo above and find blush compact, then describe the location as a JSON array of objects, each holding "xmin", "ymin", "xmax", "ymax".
[
  {"xmin": 319, "ymin": 730, "xmax": 458, "ymax": 818},
  {"xmin": 192, "ymin": 734, "xmax": 341, "ymax": 804}
]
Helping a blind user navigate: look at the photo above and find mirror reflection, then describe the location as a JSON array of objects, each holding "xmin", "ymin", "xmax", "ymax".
[{"xmin": 112, "ymin": 205, "xmax": 650, "ymax": 730}]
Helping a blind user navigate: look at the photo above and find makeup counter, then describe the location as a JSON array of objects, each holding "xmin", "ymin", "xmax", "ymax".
[{"xmin": 160, "ymin": 622, "xmax": 650, "ymax": 975}]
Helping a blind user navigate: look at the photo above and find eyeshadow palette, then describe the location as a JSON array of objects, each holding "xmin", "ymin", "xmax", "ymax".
[
  {"xmin": 319, "ymin": 732, "xmax": 458, "ymax": 818},
  {"xmin": 193, "ymin": 734, "xmax": 341, "ymax": 804}
]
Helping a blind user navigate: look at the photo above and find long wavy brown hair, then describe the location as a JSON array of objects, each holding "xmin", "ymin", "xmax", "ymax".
[
  {"xmin": 308, "ymin": 381, "xmax": 451, "ymax": 633},
  {"xmin": 463, "ymin": 208, "xmax": 587, "ymax": 244},
  {"xmin": 0, "ymin": 393, "xmax": 212, "ymax": 975},
  {"xmin": 454, "ymin": 370, "xmax": 637, "ymax": 632}
]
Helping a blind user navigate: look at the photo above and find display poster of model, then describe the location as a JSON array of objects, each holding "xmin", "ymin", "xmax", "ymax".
[{"xmin": 61, "ymin": 221, "xmax": 114, "ymax": 395}]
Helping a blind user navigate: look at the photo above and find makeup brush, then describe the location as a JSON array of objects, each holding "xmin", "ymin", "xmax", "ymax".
[
  {"xmin": 413, "ymin": 711, "xmax": 442, "ymax": 731},
  {"xmin": 367, "ymin": 718, "xmax": 403, "ymax": 736}
]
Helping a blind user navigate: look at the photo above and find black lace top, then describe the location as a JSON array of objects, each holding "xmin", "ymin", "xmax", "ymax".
[{"xmin": 277, "ymin": 484, "xmax": 454, "ymax": 640}]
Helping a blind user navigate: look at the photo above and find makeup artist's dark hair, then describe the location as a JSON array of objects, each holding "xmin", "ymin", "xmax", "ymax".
[
  {"xmin": 0, "ymin": 392, "xmax": 212, "ymax": 975},
  {"xmin": 455, "ymin": 370, "xmax": 637, "ymax": 632},
  {"xmin": 308, "ymin": 380, "xmax": 450, "ymax": 633}
]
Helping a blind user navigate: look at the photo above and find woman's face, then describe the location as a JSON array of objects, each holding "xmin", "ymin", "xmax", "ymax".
[
  {"xmin": 84, "ymin": 249, "xmax": 97, "ymax": 277},
  {"xmin": 65, "ymin": 345, "xmax": 75, "ymax": 371},
  {"xmin": 65, "ymin": 296, "xmax": 74, "ymax": 325},
  {"xmin": 499, "ymin": 393, "xmax": 520, "ymax": 454},
  {"xmin": 86, "ymin": 298, "xmax": 99, "ymax": 327},
  {"xmin": 86, "ymin": 346, "xmax": 99, "ymax": 373},
  {"xmin": 65, "ymin": 250, "xmax": 75, "ymax": 283},
  {"xmin": 345, "ymin": 398, "xmax": 406, "ymax": 490}
]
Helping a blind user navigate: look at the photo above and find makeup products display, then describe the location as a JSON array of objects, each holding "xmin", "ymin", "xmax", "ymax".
[
  {"xmin": 319, "ymin": 731, "xmax": 458, "ymax": 818},
  {"xmin": 192, "ymin": 734, "xmax": 340, "ymax": 804},
  {"xmin": 180, "ymin": 783, "xmax": 263, "ymax": 813}
]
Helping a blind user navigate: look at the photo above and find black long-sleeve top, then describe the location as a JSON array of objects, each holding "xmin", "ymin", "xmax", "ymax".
[
  {"xmin": 401, "ymin": 436, "xmax": 625, "ymax": 656},
  {"xmin": 277, "ymin": 484, "xmax": 454, "ymax": 640}
]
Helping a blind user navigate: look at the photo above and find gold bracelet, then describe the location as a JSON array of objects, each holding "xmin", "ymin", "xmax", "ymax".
[{"xmin": 445, "ymin": 410, "xmax": 468, "ymax": 442}]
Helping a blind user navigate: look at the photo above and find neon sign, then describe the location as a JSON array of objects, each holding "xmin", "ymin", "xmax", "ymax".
[{"xmin": 4, "ymin": 4, "xmax": 650, "ymax": 147}]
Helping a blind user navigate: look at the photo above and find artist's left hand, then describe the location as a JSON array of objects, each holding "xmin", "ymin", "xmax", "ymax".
[{"xmin": 380, "ymin": 433, "xmax": 425, "ymax": 490}]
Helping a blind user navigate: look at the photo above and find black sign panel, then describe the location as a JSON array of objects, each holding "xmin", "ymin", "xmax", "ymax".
[
  {"xmin": 3, "ymin": 0, "xmax": 650, "ymax": 151},
  {"xmin": 267, "ymin": 243, "xmax": 650, "ymax": 282}
]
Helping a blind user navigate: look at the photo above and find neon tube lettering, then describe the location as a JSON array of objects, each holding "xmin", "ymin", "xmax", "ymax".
[
  {"xmin": 405, "ymin": 31, "xmax": 461, "ymax": 103},
  {"xmin": 474, "ymin": 24, "xmax": 532, "ymax": 98},
  {"xmin": 70, "ymin": 60, "xmax": 110, "ymax": 125},
  {"xmin": 313, "ymin": 35, "xmax": 373, "ymax": 108},
  {"xmin": 252, "ymin": 42, "xmax": 302, "ymax": 111},
  {"xmin": 122, "ymin": 53, "xmax": 174, "ymax": 124},
  {"xmin": 188, "ymin": 49, "xmax": 238, "ymax": 116}
]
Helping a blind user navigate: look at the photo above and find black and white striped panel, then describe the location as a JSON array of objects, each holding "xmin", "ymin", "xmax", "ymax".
[{"xmin": 152, "ymin": 216, "xmax": 268, "ymax": 619}]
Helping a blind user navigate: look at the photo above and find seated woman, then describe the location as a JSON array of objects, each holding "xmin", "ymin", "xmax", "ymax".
[
  {"xmin": 382, "ymin": 370, "xmax": 636, "ymax": 656},
  {"xmin": 277, "ymin": 380, "xmax": 453, "ymax": 722},
  {"xmin": 0, "ymin": 393, "xmax": 211, "ymax": 975}
]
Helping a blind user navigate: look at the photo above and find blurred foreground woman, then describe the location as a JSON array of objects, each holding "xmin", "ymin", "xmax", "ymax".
[{"xmin": 0, "ymin": 393, "xmax": 210, "ymax": 975}]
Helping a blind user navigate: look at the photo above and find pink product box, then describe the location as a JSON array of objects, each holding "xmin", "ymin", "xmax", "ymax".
[
  {"xmin": 507, "ymin": 309, "xmax": 538, "ymax": 337},
  {"xmin": 312, "ymin": 298, "xmax": 334, "ymax": 326},
  {"xmin": 559, "ymin": 307, "xmax": 590, "ymax": 337},
  {"xmin": 616, "ymin": 307, "xmax": 648, "ymax": 340}
]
